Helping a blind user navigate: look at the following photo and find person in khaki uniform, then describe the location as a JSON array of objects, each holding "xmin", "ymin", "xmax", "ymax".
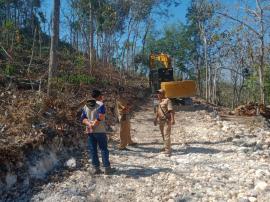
[
  {"xmin": 117, "ymin": 87, "xmax": 137, "ymax": 150},
  {"xmin": 154, "ymin": 89, "xmax": 175, "ymax": 156}
]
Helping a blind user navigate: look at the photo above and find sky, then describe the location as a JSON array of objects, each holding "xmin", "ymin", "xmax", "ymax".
[
  {"xmin": 43, "ymin": 0, "xmax": 258, "ymax": 33},
  {"xmin": 153, "ymin": 0, "xmax": 191, "ymax": 30},
  {"xmin": 43, "ymin": 0, "xmax": 191, "ymax": 35}
]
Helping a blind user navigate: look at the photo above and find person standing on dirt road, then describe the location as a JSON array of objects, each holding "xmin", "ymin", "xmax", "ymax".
[
  {"xmin": 117, "ymin": 87, "xmax": 137, "ymax": 150},
  {"xmin": 154, "ymin": 89, "xmax": 175, "ymax": 156},
  {"xmin": 81, "ymin": 89, "xmax": 115, "ymax": 175}
]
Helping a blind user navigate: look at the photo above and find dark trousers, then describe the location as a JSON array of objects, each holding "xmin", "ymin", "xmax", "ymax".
[{"xmin": 87, "ymin": 133, "xmax": 110, "ymax": 168}]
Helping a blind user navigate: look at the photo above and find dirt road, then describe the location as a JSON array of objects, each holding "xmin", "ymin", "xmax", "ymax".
[{"xmin": 25, "ymin": 100, "xmax": 270, "ymax": 202}]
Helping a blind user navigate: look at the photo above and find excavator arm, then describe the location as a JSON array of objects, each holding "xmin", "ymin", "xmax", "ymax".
[{"xmin": 149, "ymin": 53, "xmax": 171, "ymax": 69}]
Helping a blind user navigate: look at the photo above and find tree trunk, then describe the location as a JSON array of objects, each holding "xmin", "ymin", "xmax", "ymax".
[
  {"xmin": 96, "ymin": 33, "xmax": 99, "ymax": 60},
  {"xmin": 259, "ymin": 25, "xmax": 265, "ymax": 104},
  {"xmin": 212, "ymin": 66, "xmax": 217, "ymax": 104},
  {"xmin": 197, "ymin": 56, "xmax": 202, "ymax": 96},
  {"xmin": 27, "ymin": 27, "xmax": 37, "ymax": 74},
  {"xmin": 142, "ymin": 21, "xmax": 150, "ymax": 54},
  {"xmin": 39, "ymin": 30, "xmax": 42, "ymax": 58},
  {"xmin": 203, "ymin": 34, "xmax": 208, "ymax": 102},
  {"xmin": 89, "ymin": 1, "xmax": 94, "ymax": 74},
  {"xmin": 132, "ymin": 33, "xmax": 138, "ymax": 74},
  {"xmin": 47, "ymin": 0, "xmax": 60, "ymax": 96},
  {"xmin": 121, "ymin": 17, "xmax": 132, "ymax": 70}
]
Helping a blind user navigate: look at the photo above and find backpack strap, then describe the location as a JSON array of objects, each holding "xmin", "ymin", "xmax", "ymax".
[{"xmin": 159, "ymin": 104, "xmax": 170, "ymax": 121}]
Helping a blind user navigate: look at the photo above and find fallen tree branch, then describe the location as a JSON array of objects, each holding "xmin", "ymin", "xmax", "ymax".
[
  {"xmin": 0, "ymin": 45, "xmax": 13, "ymax": 61},
  {"xmin": 0, "ymin": 75, "xmax": 41, "ymax": 90}
]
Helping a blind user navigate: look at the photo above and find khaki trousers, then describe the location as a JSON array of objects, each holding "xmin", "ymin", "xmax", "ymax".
[
  {"xmin": 159, "ymin": 120, "xmax": 172, "ymax": 152},
  {"xmin": 119, "ymin": 118, "xmax": 133, "ymax": 148}
]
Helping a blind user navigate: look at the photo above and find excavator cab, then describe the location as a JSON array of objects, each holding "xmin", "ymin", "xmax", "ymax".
[{"xmin": 149, "ymin": 53, "xmax": 174, "ymax": 93}]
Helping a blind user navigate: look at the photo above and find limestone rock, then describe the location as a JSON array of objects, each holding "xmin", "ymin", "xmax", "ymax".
[
  {"xmin": 254, "ymin": 181, "xmax": 268, "ymax": 192},
  {"xmin": 66, "ymin": 158, "xmax": 76, "ymax": 168},
  {"xmin": 248, "ymin": 197, "xmax": 257, "ymax": 202}
]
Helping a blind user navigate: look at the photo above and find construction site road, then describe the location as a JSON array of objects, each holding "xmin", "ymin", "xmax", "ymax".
[{"xmin": 21, "ymin": 100, "xmax": 270, "ymax": 202}]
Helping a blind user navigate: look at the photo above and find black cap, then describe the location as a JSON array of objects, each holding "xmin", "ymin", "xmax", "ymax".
[{"xmin": 92, "ymin": 89, "xmax": 102, "ymax": 98}]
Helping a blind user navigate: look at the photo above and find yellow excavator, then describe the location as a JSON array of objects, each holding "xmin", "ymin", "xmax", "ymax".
[
  {"xmin": 149, "ymin": 53, "xmax": 171, "ymax": 69},
  {"xmin": 149, "ymin": 53, "xmax": 173, "ymax": 93},
  {"xmin": 149, "ymin": 53, "xmax": 196, "ymax": 99}
]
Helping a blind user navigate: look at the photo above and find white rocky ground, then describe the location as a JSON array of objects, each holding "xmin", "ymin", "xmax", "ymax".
[{"xmin": 28, "ymin": 101, "xmax": 270, "ymax": 202}]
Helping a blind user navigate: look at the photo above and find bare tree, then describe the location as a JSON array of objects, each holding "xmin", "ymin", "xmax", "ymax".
[
  {"xmin": 89, "ymin": 1, "xmax": 94, "ymax": 73},
  {"xmin": 47, "ymin": 0, "xmax": 60, "ymax": 96},
  {"xmin": 217, "ymin": 0, "xmax": 270, "ymax": 105}
]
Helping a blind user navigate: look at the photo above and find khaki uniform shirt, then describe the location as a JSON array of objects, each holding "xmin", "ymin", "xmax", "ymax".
[{"xmin": 157, "ymin": 98, "xmax": 173, "ymax": 120}]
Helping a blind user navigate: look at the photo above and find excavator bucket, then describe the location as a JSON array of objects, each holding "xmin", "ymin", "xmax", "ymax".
[{"xmin": 161, "ymin": 80, "xmax": 197, "ymax": 98}]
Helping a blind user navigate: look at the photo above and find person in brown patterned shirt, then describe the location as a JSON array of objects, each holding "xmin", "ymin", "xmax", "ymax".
[{"xmin": 117, "ymin": 87, "xmax": 137, "ymax": 150}]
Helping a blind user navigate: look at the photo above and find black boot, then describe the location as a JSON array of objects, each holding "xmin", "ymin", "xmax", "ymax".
[
  {"xmin": 92, "ymin": 167, "xmax": 103, "ymax": 175},
  {"xmin": 104, "ymin": 166, "xmax": 116, "ymax": 175}
]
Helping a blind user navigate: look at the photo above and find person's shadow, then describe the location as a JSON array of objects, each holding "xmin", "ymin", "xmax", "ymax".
[
  {"xmin": 111, "ymin": 164, "xmax": 172, "ymax": 179},
  {"xmin": 174, "ymin": 146, "xmax": 233, "ymax": 155}
]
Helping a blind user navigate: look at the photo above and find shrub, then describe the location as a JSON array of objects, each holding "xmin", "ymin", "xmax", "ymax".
[
  {"xmin": 4, "ymin": 63, "xmax": 16, "ymax": 76},
  {"xmin": 57, "ymin": 74, "xmax": 96, "ymax": 85},
  {"xmin": 74, "ymin": 55, "xmax": 85, "ymax": 70}
]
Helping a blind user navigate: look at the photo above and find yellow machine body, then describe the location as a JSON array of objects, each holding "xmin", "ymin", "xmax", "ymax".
[{"xmin": 161, "ymin": 80, "xmax": 197, "ymax": 98}]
